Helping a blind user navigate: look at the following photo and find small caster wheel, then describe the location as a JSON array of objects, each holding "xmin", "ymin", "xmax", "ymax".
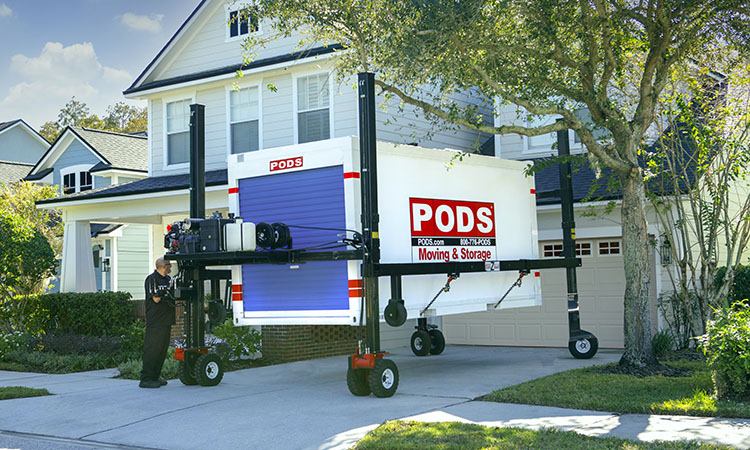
[
  {"xmin": 368, "ymin": 359, "xmax": 399, "ymax": 398},
  {"xmin": 384, "ymin": 299, "xmax": 407, "ymax": 327},
  {"xmin": 569, "ymin": 335, "xmax": 598, "ymax": 359},
  {"xmin": 346, "ymin": 356, "xmax": 371, "ymax": 396},
  {"xmin": 410, "ymin": 330, "xmax": 431, "ymax": 356},
  {"xmin": 193, "ymin": 353, "xmax": 224, "ymax": 386},
  {"xmin": 178, "ymin": 361, "xmax": 198, "ymax": 386},
  {"xmin": 428, "ymin": 329, "xmax": 445, "ymax": 355}
]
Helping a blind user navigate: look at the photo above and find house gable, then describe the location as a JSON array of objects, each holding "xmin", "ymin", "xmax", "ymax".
[
  {"xmin": 125, "ymin": 0, "xmax": 310, "ymax": 97},
  {"xmin": 0, "ymin": 120, "xmax": 49, "ymax": 164}
]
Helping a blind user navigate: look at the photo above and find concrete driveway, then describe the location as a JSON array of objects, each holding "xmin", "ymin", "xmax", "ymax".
[{"xmin": 0, "ymin": 346, "xmax": 620, "ymax": 450}]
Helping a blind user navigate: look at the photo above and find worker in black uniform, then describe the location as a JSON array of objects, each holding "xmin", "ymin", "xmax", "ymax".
[{"xmin": 139, "ymin": 257, "xmax": 175, "ymax": 388}]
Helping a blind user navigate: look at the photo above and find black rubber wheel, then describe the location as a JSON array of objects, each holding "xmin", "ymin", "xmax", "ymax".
[
  {"xmin": 346, "ymin": 357, "xmax": 371, "ymax": 396},
  {"xmin": 569, "ymin": 336, "xmax": 599, "ymax": 359},
  {"xmin": 178, "ymin": 361, "xmax": 198, "ymax": 386},
  {"xmin": 384, "ymin": 300, "xmax": 407, "ymax": 327},
  {"xmin": 368, "ymin": 359, "xmax": 399, "ymax": 398},
  {"xmin": 207, "ymin": 300, "xmax": 226, "ymax": 327},
  {"xmin": 410, "ymin": 330, "xmax": 431, "ymax": 356},
  {"xmin": 428, "ymin": 329, "xmax": 446, "ymax": 355},
  {"xmin": 193, "ymin": 353, "xmax": 224, "ymax": 386}
]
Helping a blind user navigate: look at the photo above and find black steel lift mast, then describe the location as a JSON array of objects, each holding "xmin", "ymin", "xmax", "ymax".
[{"xmin": 165, "ymin": 72, "xmax": 599, "ymax": 395}]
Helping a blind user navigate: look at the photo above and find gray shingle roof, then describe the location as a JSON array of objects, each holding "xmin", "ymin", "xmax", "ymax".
[
  {"xmin": 0, "ymin": 119, "xmax": 22, "ymax": 133},
  {"xmin": 0, "ymin": 160, "xmax": 34, "ymax": 186},
  {"xmin": 37, "ymin": 169, "xmax": 228, "ymax": 205},
  {"xmin": 71, "ymin": 127, "xmax": 148, "ymax": 172}
]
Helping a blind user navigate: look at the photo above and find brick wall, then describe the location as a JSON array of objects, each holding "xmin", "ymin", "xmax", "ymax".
[
  {"xmin": 260, "ymin": 325, "xmax": 358, "ymax": 363},
  {"xmin": 131, "ymin": 299, "xmax": 185, "ymax": 342}
]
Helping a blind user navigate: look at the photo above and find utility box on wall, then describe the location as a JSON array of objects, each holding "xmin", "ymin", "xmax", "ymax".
[{"xmin": 227, "ymin": 136, "xmax": 541, "ymax": 326}]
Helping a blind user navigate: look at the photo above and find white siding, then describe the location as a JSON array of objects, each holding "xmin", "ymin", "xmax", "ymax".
[
  {"xmin": 197, "ymin": 86, "xmax": 229, "ymax": 172},
  {"xmin": 262, "ymin": 73, "xmax": 294, "ymax": 149},
  {"xmin": 148, "ymin": 1, "xmax": 309, "ymax": 84},
  {"xmin": 116, "ymin": 225, "xmax": 151, "ymax": 300}
]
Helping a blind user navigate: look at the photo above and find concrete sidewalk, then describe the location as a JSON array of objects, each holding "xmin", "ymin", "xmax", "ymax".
[{"xmin": 0, "ymin": 346, "xmax": 747, "ymax": 449}]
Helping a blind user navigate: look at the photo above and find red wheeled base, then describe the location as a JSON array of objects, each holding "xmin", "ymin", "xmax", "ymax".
[
  {"xmin": 347, "ymin": 351, "xmax": 399, "ymax": 397},
  {"xmin": 175, "ymin": 347, "xmax": 224, "ymax": 387}
]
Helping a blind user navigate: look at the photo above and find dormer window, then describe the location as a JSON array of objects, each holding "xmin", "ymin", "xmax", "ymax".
[
  {"xmin": 227, "ymin": 8, "xmax": 259, "ymax": 40},
  {"xmin": 60, "ymin": 165, "xmax": 94, "ymax": 194}
]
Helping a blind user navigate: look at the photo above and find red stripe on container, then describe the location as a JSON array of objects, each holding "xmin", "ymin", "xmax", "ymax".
[
  {"xmin": 232, "ymin": 293, "xmax": 243, "ymax": 301},
  {"xmin": 343, "ymin": 172, "xmax": 360, "ymax": 179},
  {"xmin": 534, "ymin": 272, "xmax": 541, "ymax": 277},
  {"xmin": 348, "ymin": 279, "xmax": 362, "ymax": 288},
  {"xmin": 228, "ymin": 187, "xmax": 239, "ymax": 194},
  {"xmin": 349, "ymin": 289, "xmax": 363, "ymax": 298},
  {"xmin": 231, "ymin": 285, "xmax": 243, "ymax": 292},
  {"xmin": 530, "ymin": 189, "xmax": 536, "ymax": 194}
]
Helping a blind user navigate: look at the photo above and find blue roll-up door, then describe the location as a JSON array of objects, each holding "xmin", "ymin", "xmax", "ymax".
[{"xmin": 238, "ymin": 165, "xmax": 349, "ymax": 312}]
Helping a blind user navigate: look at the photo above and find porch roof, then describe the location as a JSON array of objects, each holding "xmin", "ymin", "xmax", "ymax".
[{"xmin": 38, "ymin": 169, "xmax": 228, "ymax": 205}]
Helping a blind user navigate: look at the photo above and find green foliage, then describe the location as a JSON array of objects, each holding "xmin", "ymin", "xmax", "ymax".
[
  {"xmin": 0, "ymin": 182, "xmax": 62, "ymax": 257},
  {"xmin": 652, "ymin": 330, "xmax": 675, "ymax": 358},
  {"xmin": 0, "ymin": 291, "xmax": 137, "ymax": 336},
  {"xmin": 117, "ymin": 348, "xmax": 179, "ymax": 380},
  {"xmin": 0, "ymin": 332, "xmax": 33, "ymax": 357},
  {"xmin": 34, "ymin": 333, "xmax": 120, "ymax": 356},
  {"xmin": 117, "ymin": 322, "xmax": 146, "ymax": 357},
  {"xmin": 1, "ymin": 349, "xmax": 117, "ymax": 373},
  {"xmin": 715, "ymin": 265, "xmax": 750, "ymax": 307},
  {"xmin": 0, "ymin": 210, "xmax": 57, "ymax": 326},
  {"xmin": 699, "ymin": 304, "xmax": 750, "ymax": 401},
  {"xmin": 39, "ymin": 97, "xmax": 147, "ymax": 142},
  {"xmin": 212, "ymin": 321, "xmax": 261, "ymax": 360}
]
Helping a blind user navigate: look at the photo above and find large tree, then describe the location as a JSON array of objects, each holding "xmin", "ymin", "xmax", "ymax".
[
  {"xmin": 242, "ymin": 0, "xmax": 749, "ymax": 368},
  {"xmin": 39, "ymin": 98, "xmax": 147, "ymax": 142}
]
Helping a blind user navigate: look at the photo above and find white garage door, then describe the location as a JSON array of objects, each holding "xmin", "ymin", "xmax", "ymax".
[{"xmin": 444, "ymin": 238, "xmax": 627, "ymax": 348}]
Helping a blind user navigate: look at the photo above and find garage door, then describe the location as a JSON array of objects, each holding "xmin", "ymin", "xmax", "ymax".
[{"xmin": 443, "ymin": 238, "xmax": 626, "ymax": 348}]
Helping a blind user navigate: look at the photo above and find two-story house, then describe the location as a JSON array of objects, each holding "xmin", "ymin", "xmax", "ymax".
[
  {"xmin": 27, "ymin": 126, "xmax": 150, "ymax": 297},
  {"xmin": 36, "ymin": 0, "xmax": 490, "ymax": 355},
  {"xmin": 0, "ymin": 119, "xmax": 49, "ymax": 186}
]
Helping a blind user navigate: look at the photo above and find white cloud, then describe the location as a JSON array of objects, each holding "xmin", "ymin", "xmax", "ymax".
[
  {"xmin": 120, "ymin": 12, "xmax": 164, "ymax": 33},
  {"xmin": 0, "ymin": 42, "xmax": 135, "ymax": 128},
  {"xmin": 0, "ymin": 3, "xmax": 12, "ymax": 17}
]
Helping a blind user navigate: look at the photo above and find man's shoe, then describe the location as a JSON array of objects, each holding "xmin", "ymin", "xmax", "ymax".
[
  {"xmin": 139, "ymin": 380, "xmax": 161, "ymax": 389},
  {"xmin": 158, "ymin": 379, "xmax": 168, "ymax": 386}
]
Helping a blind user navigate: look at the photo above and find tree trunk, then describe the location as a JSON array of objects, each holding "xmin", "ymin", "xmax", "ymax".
[{"xmin": 619, "ymin": 170, "xmax": 659, "ymax": 368}]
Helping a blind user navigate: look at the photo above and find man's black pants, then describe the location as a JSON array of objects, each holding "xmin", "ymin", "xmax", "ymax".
[{"xmin": 141, "ymin": 326, "xmax": 171, "ymax": 382}]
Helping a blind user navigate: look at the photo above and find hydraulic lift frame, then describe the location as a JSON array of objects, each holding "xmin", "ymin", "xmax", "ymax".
[{"xmin": 165, "ymin": 72, "xmax": 598, "ymax": 395}]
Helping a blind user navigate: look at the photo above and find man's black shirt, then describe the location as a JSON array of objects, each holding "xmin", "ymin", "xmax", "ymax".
[{"xmin": 144, "ymin": 271, "xmax": 175, "ymax": 328}]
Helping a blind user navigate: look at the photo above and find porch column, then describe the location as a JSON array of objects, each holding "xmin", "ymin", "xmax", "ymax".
[{"xmin": 60, "ymin": 221, "xmax": 96, "ymax": 293}]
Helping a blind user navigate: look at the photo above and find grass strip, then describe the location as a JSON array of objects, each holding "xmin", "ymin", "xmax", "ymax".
[
  {"xmin": 0, "ymin": 386, "xmax": 50, "ymax": 400},
  {"xmin": 354, "ymin": 421, "xmax": 729, "ymax": 449},
  {"xmin": 483, "ymin": 360, "xmax": 750, "ymax": 418}
]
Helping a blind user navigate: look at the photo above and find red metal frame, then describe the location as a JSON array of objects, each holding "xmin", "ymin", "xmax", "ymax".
[
  {"xmin": 350, "ymin": 351, "xmax": 389, "ymax": 370},
  {"xmin": 174, "ymin": 346, "xmax": 210, "ymax": 361}
]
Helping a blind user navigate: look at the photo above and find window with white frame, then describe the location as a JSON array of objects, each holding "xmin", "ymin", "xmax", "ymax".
[
  {"xmin": 527, "ymin": 114, "xmax": 557, "ymax": 151},
  {"xmin": 227, "ymin": 8, "xmax": 259, "ymax": 39},
  {"xmin": 542, "ymin": 241, "xmax": 592, "ymax": 258},
  {"xmin": 229, "ymin": 86, "xmax": 260, "ymax": 154},
  {"xmin": 60, "ymin": 166, "xmax": 93, "ymax": 194},
  {"xmin": 297, "ymin": 73, "xmax": 330, "ymax": 144},
  {"xmin": 598, "ymin": 240, "xmax": 621, "ymax": 255},
  {"xmin": 166, "ymin": 99, "xmax": 191, "ymax": 165}
]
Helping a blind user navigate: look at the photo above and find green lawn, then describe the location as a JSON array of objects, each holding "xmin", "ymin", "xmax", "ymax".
[
  {"xmin": 483, "ymin": 360, "xmax": 750, "ymax": 418},
  {"xmin": 354, "ymin": 421, "xmax": 729, "ymax": 450},
  {"xmin": 0, "ymin": 386, "xmax": 50, "ymax": 400}
]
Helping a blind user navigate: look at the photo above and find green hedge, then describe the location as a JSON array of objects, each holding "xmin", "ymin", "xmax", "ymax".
[
  {"xmin": 715, "ymin": 265, "xmax": 750, "ymax": 306},
  {"xmin": 700, "ymin": 303, "xmax": 750, "ymax": 400},
  {"xmin": 0, "ymin": 291, "xmax": 138, "ymax": 336}
]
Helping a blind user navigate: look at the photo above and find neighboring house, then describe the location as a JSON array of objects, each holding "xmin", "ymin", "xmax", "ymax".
[
  {"xmin": 0, "ymin": 119, "xmax": 49, "ymax": 186},
  {"xmin": 26, "ymin": 127, "xmax": 150, "ymax": 299}
]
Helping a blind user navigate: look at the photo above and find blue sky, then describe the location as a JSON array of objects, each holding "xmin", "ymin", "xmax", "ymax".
[{"xmin": 0, "ymin": 0, "xmax": 200, "ymax": 129}]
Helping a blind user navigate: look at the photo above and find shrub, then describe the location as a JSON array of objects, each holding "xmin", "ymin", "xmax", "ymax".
[
  {"xmin": 0, "ymin": 291, "xmax": 137, "ymax": 336},
  {"xmin": 715, "ymin": 265, "xmax": 750, "ymax": 306},
  {"xmin": 0, "ymin": 331, "xmax": 33, "ymax": 357},
  {"xmin": 699, "ymin": 302, "xmax": 750, "ymax": 401},
  {"xmin": 2, "ymin": 349, "xmax": 116, "ymax": 373},
  {"xmin": 117, "ymin": 322, "xmax": 146, "ymax": 357},
  {"xmin": 33, "ymin": 333, "xmax": 120, "ymax": 356},
  {"xmin": 117, "ymin": 348, "xmax": 179, "ymax": 380},
  {"xmin": 652, "ymin": 330, "xmax": 675, "ymax": 357},
  {"xmin": 212, "ymin": 322, "xmax": 261, "ymax": 360}
]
